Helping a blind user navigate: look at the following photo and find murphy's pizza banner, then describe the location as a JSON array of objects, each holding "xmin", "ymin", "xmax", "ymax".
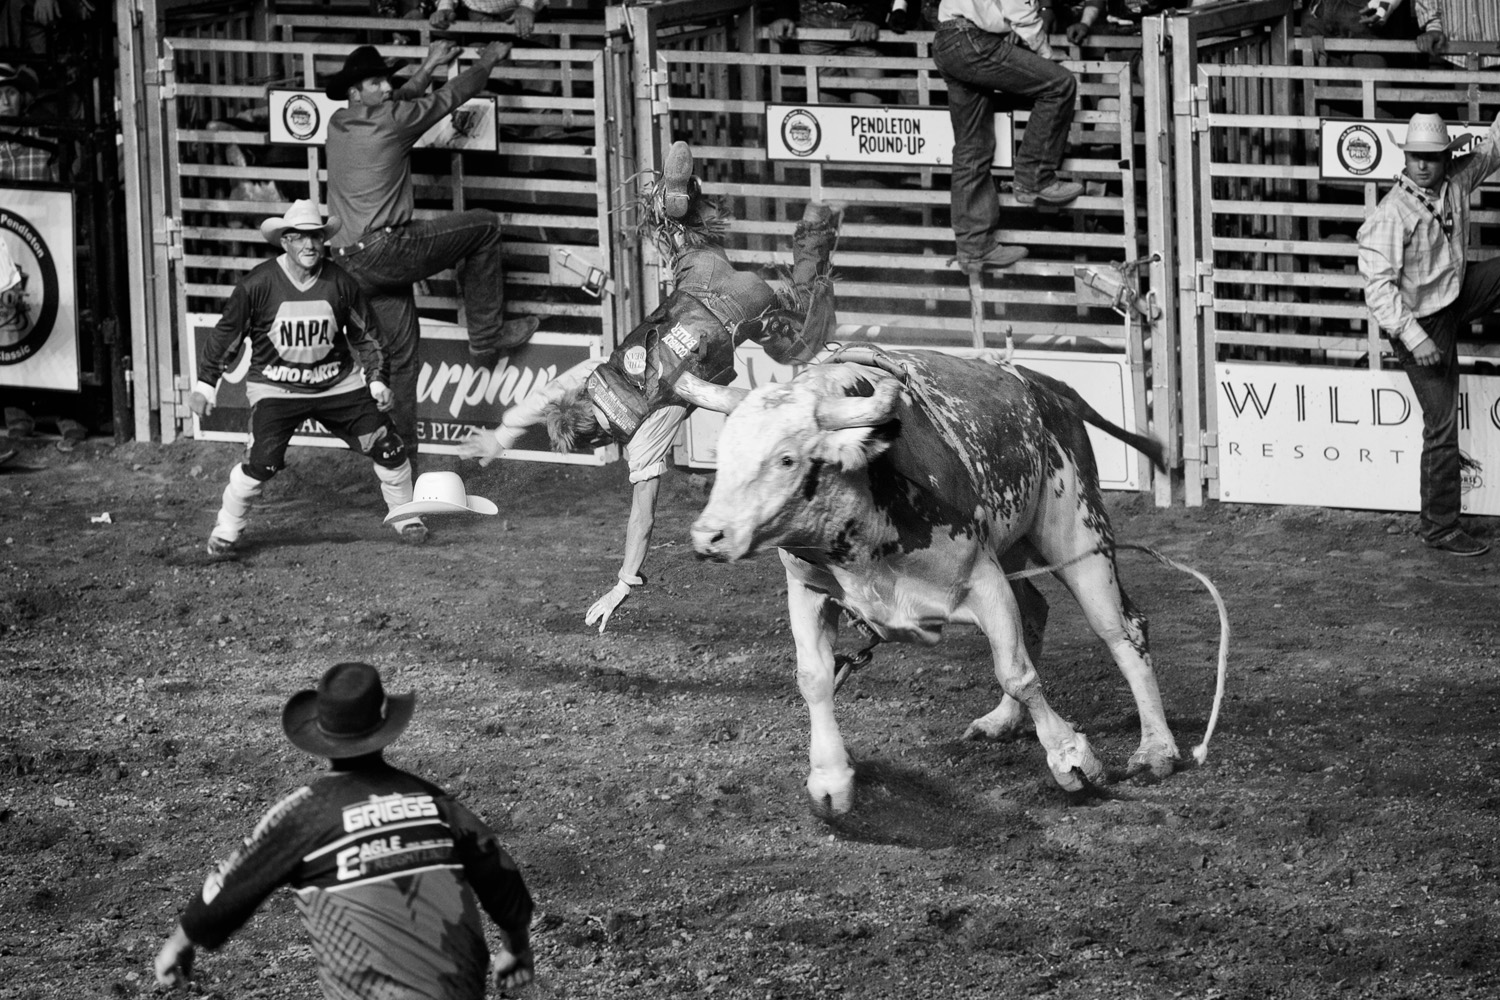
[
  {"xmin": 0, "ymin": 187, "xmax": 78, "ymax": 391},
  {"xmin": 767, "ymin": 104, "xmax": 1013, "ymax": 168},
  {"xmin": 1319, "ymin": 119, "xmax": 1491, "ymax": 181},
  {"xmin": 188, "ymin": 315, "xmax": 607, "ymax": 463},
  {"xmin": 1217, "ymin": 361, "xmax": 1500, "ymax": 514}
]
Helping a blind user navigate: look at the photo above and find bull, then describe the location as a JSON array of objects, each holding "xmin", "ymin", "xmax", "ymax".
[{"xmin": 683, "ymin": 347, "xmax": 1216, "ymax": 817}]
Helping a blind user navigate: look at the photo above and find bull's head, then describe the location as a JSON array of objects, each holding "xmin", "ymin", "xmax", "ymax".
[{"xmin": 688, "ymin": 365, "xmax": 905, "ymax": 562}]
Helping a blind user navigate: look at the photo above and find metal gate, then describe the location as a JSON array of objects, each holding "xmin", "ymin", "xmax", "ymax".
[
  {"xmin": 1171, "ymin": 4, "xmax": 1500, "ymax": 505},
  {"xmin": 629, "ymin": 9, "xmax": 1167, "ymax": 494},
  {"xmin": 131, "ymin": 2, "xmax": 625, "ymax": 444}
]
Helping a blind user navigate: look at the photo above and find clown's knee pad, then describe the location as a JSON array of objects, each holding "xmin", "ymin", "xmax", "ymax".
[{"xmin": 362, "ymin": 426, "xmax": 408, "ymax": 469}]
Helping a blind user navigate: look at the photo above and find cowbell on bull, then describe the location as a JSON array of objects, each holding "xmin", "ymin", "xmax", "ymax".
[{"xmin": 684, "ymin": 347, "xmax": 1184, "ymax": 818}]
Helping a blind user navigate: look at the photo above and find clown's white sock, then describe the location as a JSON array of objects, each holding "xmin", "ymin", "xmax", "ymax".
[
  {"xmin": 374, "ymin": 460, "xmax": 421, "ymax": 532},
  {"xmin": 213, "ymin": 464, "xmax": 263, "ymax": 542}
]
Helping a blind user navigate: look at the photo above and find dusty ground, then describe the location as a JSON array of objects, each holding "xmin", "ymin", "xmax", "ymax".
[{"xmin": 2, "ymin": 436, "xmax": 1499, "ymax": 1000}]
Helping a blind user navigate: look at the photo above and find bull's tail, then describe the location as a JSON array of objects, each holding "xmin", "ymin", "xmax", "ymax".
[{"xmin": 1015, "ymin": 365, "xmax": 1167, "ymax": 472}]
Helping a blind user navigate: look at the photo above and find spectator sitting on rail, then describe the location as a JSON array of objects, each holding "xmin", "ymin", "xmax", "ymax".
[
  {"xmin": 770, "ymin": 1, "xmax": 906, "ymax": 106},
  {"xmin": 458, "ymin": 140, "xmax": 841, "ymax": 632},
  {"xmin": 430, "ymin": 0, "xmax": 547, "ymax": 39},
  {"xmin": 323, "ymin": 39, "xmax": 542, "ymax": 470},
  {"xmin": 932, "ymin": 0, "xmax": 1084, "ymax": 274},
  {"xmin": 0, "ymin": 63, "xmax": 58, "ymax": 182},
  {"xmin": 1042, "ymin": 0, "xmax": 1105, "ymax": 45},
  {"xmin": 1301, "ymin": 0, "xmax": 1447, "ymax": 68},
  {"xmin": 1356, "ymin": 110, "xmax": 1500, "ymax": 558}
]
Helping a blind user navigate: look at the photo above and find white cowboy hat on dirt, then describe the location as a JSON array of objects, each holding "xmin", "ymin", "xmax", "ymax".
[
  {"xmin": 259, "ymin": 198, "xmax": 343, "ymax": 246},
  {"xmin": 384, "ymin": 471, "xmax": 499, "ymax": 522},
  {"xmin": 1389, "ymin": 113, "xmax": 1467, "ymax": 154}
]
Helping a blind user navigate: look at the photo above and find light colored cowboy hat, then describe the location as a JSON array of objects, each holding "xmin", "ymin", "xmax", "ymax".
[
  {"xmin": 383, "ymin": 470, "xmax": 499, "ymax": 522},
  {"xmin": 282, "ymin": 662, "xmax": 415, "ymax": 759},
  {"xmin": 1389, "ymin": 113, "xmax": 1467, "ymax": 154},
  {"xmin": 259, "ymin": 198, "xmax": 343, "ymax": 246}
]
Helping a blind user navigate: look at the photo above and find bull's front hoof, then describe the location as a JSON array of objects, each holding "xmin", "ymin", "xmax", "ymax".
[
  {"xmin": 1046, "ymin": 735, "xmax": 1107, "ymax": 792},
  {"xmin": 806, "ymin": 768, "xmax": 855, "ymax": 819}
]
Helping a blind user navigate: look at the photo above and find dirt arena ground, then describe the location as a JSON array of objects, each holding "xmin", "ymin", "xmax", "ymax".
[{"xmin": 2, "ymin": 436, "xmax": 1499, "ymax": 1000}]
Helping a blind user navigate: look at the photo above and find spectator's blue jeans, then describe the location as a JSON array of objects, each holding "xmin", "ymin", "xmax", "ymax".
[
  {"xmin": 332, "ymin": 210, "xmax": 508, "ymax": 453},
  {"xmin": 933, "ymin": 19, "xmax": 1077, "ymax": 258},
  {"xmin": 1392, "ymin": 257, "xmax": 1500, "ymax": 540}
]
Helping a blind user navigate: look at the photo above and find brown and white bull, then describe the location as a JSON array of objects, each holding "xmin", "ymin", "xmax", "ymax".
[{"xmin": 682, "ymin": 348, "xmax": 1184, "ymax": 817}]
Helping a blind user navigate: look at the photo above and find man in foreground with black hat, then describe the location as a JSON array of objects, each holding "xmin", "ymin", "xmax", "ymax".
[
  {"xmin": 1358, "ymin": 109, "xmax": 1500, "ymax": 557},
  {"xmin": 154, "ymin": 661, "xmax": 535, "ymax": 998},
  {"xmin": 324, "ymin": 39, "xmax": 541, "ymax": 465}
]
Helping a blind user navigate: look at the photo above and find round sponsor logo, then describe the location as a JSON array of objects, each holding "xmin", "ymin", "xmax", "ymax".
[
  {"xmin": 1336, "ymin": 124, "xmax": 1380, "ymax": 176},
  {"xmin": 283, "ymin": 94, "xmax": 321, "ymax": 142},
  {"xmin": 623, "ymin": 345, "xmax": 648, "ymax": 376},
  {"xmin": 781, "ymin": 109, "xmax": 821, "ymax": 158},
  {"xmin": 0, "ymin": 210, "xmax": 59, "ymax": 366}
]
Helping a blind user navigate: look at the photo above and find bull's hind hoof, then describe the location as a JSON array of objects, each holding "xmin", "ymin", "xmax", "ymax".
[{"xmin": 1126, "ymin": 747, "xmax": 1181, "ymax": 783}]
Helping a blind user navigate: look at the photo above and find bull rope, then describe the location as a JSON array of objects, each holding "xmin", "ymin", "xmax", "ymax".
[{"xmin": 833, "ymin": 542, "xmax": 1229, "ymax": 768}]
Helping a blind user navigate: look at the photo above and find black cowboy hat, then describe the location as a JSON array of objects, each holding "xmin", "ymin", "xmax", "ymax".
[
  {"xmin": 282, "ymin": 662, "xmax": 415, "ymax": 759},
  {"xmin": 323, "ymin": 46, "xmax": 403, "ymax": 101}
]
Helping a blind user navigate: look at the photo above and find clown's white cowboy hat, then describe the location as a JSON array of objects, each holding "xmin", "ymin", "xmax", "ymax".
[
  {"xmin": 384, "ymin": 471, "xmax": 499, "ymax": 522},
  {"xmin": 259, "ymin": 199, "xmax": 343, "ymax": 246},
  {"xmin": 1389, "ymin": 113, "xmax": 1468, "ymax": 154},
  {"xmin": 282, "ymin": 661, "xmax": 415, "ymax": 759}
]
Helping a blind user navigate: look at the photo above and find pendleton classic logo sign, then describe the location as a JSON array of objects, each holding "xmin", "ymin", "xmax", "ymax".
[
  {"xmin": 0, "ymin": 208, "xmax": 58, "ymax": 366},
  {"xmin": 0, "ymin": 188, "xmax": 77, "ymax": 391}
]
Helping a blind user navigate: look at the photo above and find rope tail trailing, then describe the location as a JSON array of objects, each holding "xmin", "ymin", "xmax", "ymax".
[
  {"xmin": 1005, "ymin": 542, "xmax": 1230, "ymax": 768},
  {"xmin": 1118, "ymin": 543, "xmax": 1229, "ymax": 766}
]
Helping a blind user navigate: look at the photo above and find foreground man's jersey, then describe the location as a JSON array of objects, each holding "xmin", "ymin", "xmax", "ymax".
[{"xmin": 181, "ymin": 760, "xmax": 532, "ymax": 1000}]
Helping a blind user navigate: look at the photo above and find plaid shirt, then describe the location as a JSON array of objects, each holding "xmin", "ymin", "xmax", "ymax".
[
  {"xmin": 433, "ymin": 0, "xmax": 544, "ymax": 16},
  {"xmin": 1357, "ymin": 114, "xmax": 1500, "ymax": 351},
  {"xmin": 0, "ymin": 129, "xmax": 58, "ymax": 182}
]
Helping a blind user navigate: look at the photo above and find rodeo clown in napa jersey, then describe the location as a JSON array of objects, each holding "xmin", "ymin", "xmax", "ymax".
[{"xmin": 459, "ymin": 140, "xmax": 841, "ymax": 632}]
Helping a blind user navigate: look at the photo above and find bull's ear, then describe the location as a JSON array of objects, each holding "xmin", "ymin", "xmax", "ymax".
[
  {"xmin": 814, "ymin": 374, "xmax": 903, "ymax": 429},
  {"xmin": 813, "ymin": 425, "xmax": 894, "ymax": 471},
  {"xmin": 676, "ymin": 372, "xmax": 747, "ymax": 414}
]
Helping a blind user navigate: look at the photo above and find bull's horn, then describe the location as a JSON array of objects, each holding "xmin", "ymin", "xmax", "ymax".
[
  {"xmin": 676, "ymin": 372, "xmax": 748, "ymax": 414},
  {"xmin": 815, "ymin": 375, "xmax": 903, "ymax": 429}
]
